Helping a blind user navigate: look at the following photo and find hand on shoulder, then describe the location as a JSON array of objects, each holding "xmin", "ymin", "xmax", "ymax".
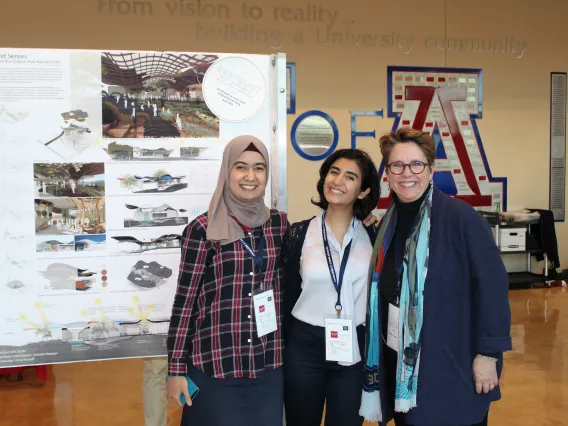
[{"xmin": 363, "ymin": 212, "xmax": 381, "ymax": 228}]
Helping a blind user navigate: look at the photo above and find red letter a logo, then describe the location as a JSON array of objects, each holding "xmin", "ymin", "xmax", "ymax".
[{"xmin": 377, "ymin": 67, "xmax": 506, "ymax": 213}]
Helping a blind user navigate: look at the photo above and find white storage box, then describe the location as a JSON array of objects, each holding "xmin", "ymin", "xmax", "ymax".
[{"xmin": 493, "ymin": 227, "xmax": 526, "ymax": 252}]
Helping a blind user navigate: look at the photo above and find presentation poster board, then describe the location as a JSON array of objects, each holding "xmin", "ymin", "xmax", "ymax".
[{"xmin": 0, "ymin": 48, "xmax": 287, "ymax": 368}]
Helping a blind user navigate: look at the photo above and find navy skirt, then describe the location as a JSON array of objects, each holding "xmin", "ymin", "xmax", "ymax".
[{"xmin": 180, "ymin": 364, "xmax": 283, "ymax": 426}]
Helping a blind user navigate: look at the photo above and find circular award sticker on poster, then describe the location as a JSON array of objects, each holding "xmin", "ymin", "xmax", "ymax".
[{"xmin": 202, "ymin": 56, "xmax": 267, "ymax": 123}]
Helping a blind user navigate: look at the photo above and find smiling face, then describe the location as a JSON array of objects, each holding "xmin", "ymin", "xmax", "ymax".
[
  {"xmin": 323, "ymin": 158, "xmax": 369, "ymax": 208},
  {"xmin": 229, "ymin": 150, "xmax": 267, "ymax": 202},
  {"xmin": 386, "ymin": 141, "xmax": 434, "ymax": 203}
]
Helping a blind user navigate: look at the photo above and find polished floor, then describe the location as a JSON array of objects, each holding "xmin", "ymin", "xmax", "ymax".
[{"xmin": 0, "ymin": 287, "xmax": 566, "ymax": 426}]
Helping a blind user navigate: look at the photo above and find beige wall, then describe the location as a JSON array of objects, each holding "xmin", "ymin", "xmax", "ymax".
[{"xmin": 2, "ymin": 0, "xmax": 567, "ymax": 270}]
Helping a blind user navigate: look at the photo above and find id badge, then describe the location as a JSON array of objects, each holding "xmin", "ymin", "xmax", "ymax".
[
  {"xmin": 324, "ymin": 315, "xmax": 354, "ymax": 363},
  {"xmin": 252, "ymin": 289, "xmax": 277, "ymax": 337},
  {"xmin": 387, "ymin": 303, "xmax": 399, "ymax": 351}
]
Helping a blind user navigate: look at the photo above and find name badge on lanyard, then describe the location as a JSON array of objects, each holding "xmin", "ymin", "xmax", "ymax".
[
  {"xmin": 325, "ymin": 316, "xmax": 354, "ymax": 363},
  {"xmin": 387, "ymin": 234, "xmax": 405, "ymax": 352},
  {"xmin": 253, "ymin": 289, "xmax": 277, "ymax": 337},
  {"xmin": 387, "ymin": 303, "xmax": 400, "ymax": 352},
  {"xmin": 240, "ymin": 231, "xmax": 277, "ymax": 338},
  {"xmin": 321, "ymin": 213, "xmax": 354, "ymax": 363}
]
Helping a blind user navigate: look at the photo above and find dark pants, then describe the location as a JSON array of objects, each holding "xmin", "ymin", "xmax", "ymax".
[
  {"xmin": 180, "ymin": 363, "xmax": 283, "ymax": 426},
  {"xmin": 393, "ymin": 411, "xmax": 488, "ymax": 426},
  {"xmin": 284, "ymin": 319, "xmax": 365, "ymax": 426}
]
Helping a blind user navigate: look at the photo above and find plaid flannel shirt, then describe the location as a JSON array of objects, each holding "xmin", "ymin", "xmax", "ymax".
[{"xmin": 167, "ymin": 210, "xmax": 288, "ymax": 379}]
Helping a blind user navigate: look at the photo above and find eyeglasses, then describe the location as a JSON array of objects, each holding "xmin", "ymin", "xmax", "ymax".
[{"xmin": 387, "ymin": 161, "xmax": 428, "ymax": 175}]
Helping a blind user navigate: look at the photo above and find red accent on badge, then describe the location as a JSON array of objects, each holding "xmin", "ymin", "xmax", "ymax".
[
  {"xmin": 259, "ymin": 305, "xmax": 265, "ymax": 313},
  {"xmin": 331, "ymin": 331, "xmax": 338, "ymax": 338}
]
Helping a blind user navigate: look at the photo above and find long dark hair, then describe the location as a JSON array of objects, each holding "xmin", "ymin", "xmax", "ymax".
[{"xmin": 311, "ymin": 149, "xmax": 381, "ymax": 220}]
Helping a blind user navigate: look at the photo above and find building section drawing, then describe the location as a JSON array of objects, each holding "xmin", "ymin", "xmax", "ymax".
[
  {"xmin": 108, "ymin": 160, "xmax": 215, "ymax": 196},
  {"xmin": 118, "ymin": 173, "xmax": 187, "ymax": 194},
  {"xmin": 7, "ymin": 295, "xmax": 169, "ymax": 349},
  {"xmin": 101, "ymin": 52, "xmax": 220, "ymax": 139},
  {"xmin": 105, "ymin": 162, "xmax": 193, "ymax": 196},
  {"xmin": 62, "ymin": 318, "xmax": 170, "ymax": 345},
  {"xmin": 57, "ymin": 296, "xmax": 167, "ymax": 345},
  {"xmin": 104, "ymin": 141, "xmax": 181, "ymax": 161},
  {"xmin": 111, "ymin": 234, "xmax": 181, "ymax": 253},
  {"xmin": 123, "ymin": 203, "xmax": 188, "ymax": 228}
]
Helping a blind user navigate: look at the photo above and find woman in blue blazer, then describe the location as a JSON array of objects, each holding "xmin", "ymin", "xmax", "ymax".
[{"xmin": 359, "ymin": 127, "xmax": 512, "ymax": 426}]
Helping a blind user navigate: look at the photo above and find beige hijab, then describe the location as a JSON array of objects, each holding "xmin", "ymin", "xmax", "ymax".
[{"xmin": 206, "ymin": 135, "xmax": 270, "ymax": 244}]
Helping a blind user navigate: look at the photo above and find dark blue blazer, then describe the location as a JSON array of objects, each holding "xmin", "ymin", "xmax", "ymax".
[{"xmin": 379, "ymin": 186, "xmax": 512, "ymax": 426}]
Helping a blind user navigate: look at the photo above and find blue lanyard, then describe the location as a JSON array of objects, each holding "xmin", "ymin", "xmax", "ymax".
[
  {"xmin": 239, "ymin": 230, "xmax": 265, "ymax": 271},
  {"xmin": 322, "ymin": 214, "xmax": 352, "ymax": 317}
]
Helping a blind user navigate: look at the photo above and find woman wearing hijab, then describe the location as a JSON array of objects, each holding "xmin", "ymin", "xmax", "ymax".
[{"xmin": 166, "ymin": 135, "xmax": 288, "ymax": 426}]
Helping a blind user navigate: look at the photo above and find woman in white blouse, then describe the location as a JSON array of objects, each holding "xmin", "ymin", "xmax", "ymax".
[{"xmin": 282, "ymin": 148, "xmax": 381, "ymax": 426}]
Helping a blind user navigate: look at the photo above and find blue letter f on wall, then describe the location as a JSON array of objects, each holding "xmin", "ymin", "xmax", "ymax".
[{"xmin": 350, "ymin": 110, "xmax": 384, "ymax": 149}]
